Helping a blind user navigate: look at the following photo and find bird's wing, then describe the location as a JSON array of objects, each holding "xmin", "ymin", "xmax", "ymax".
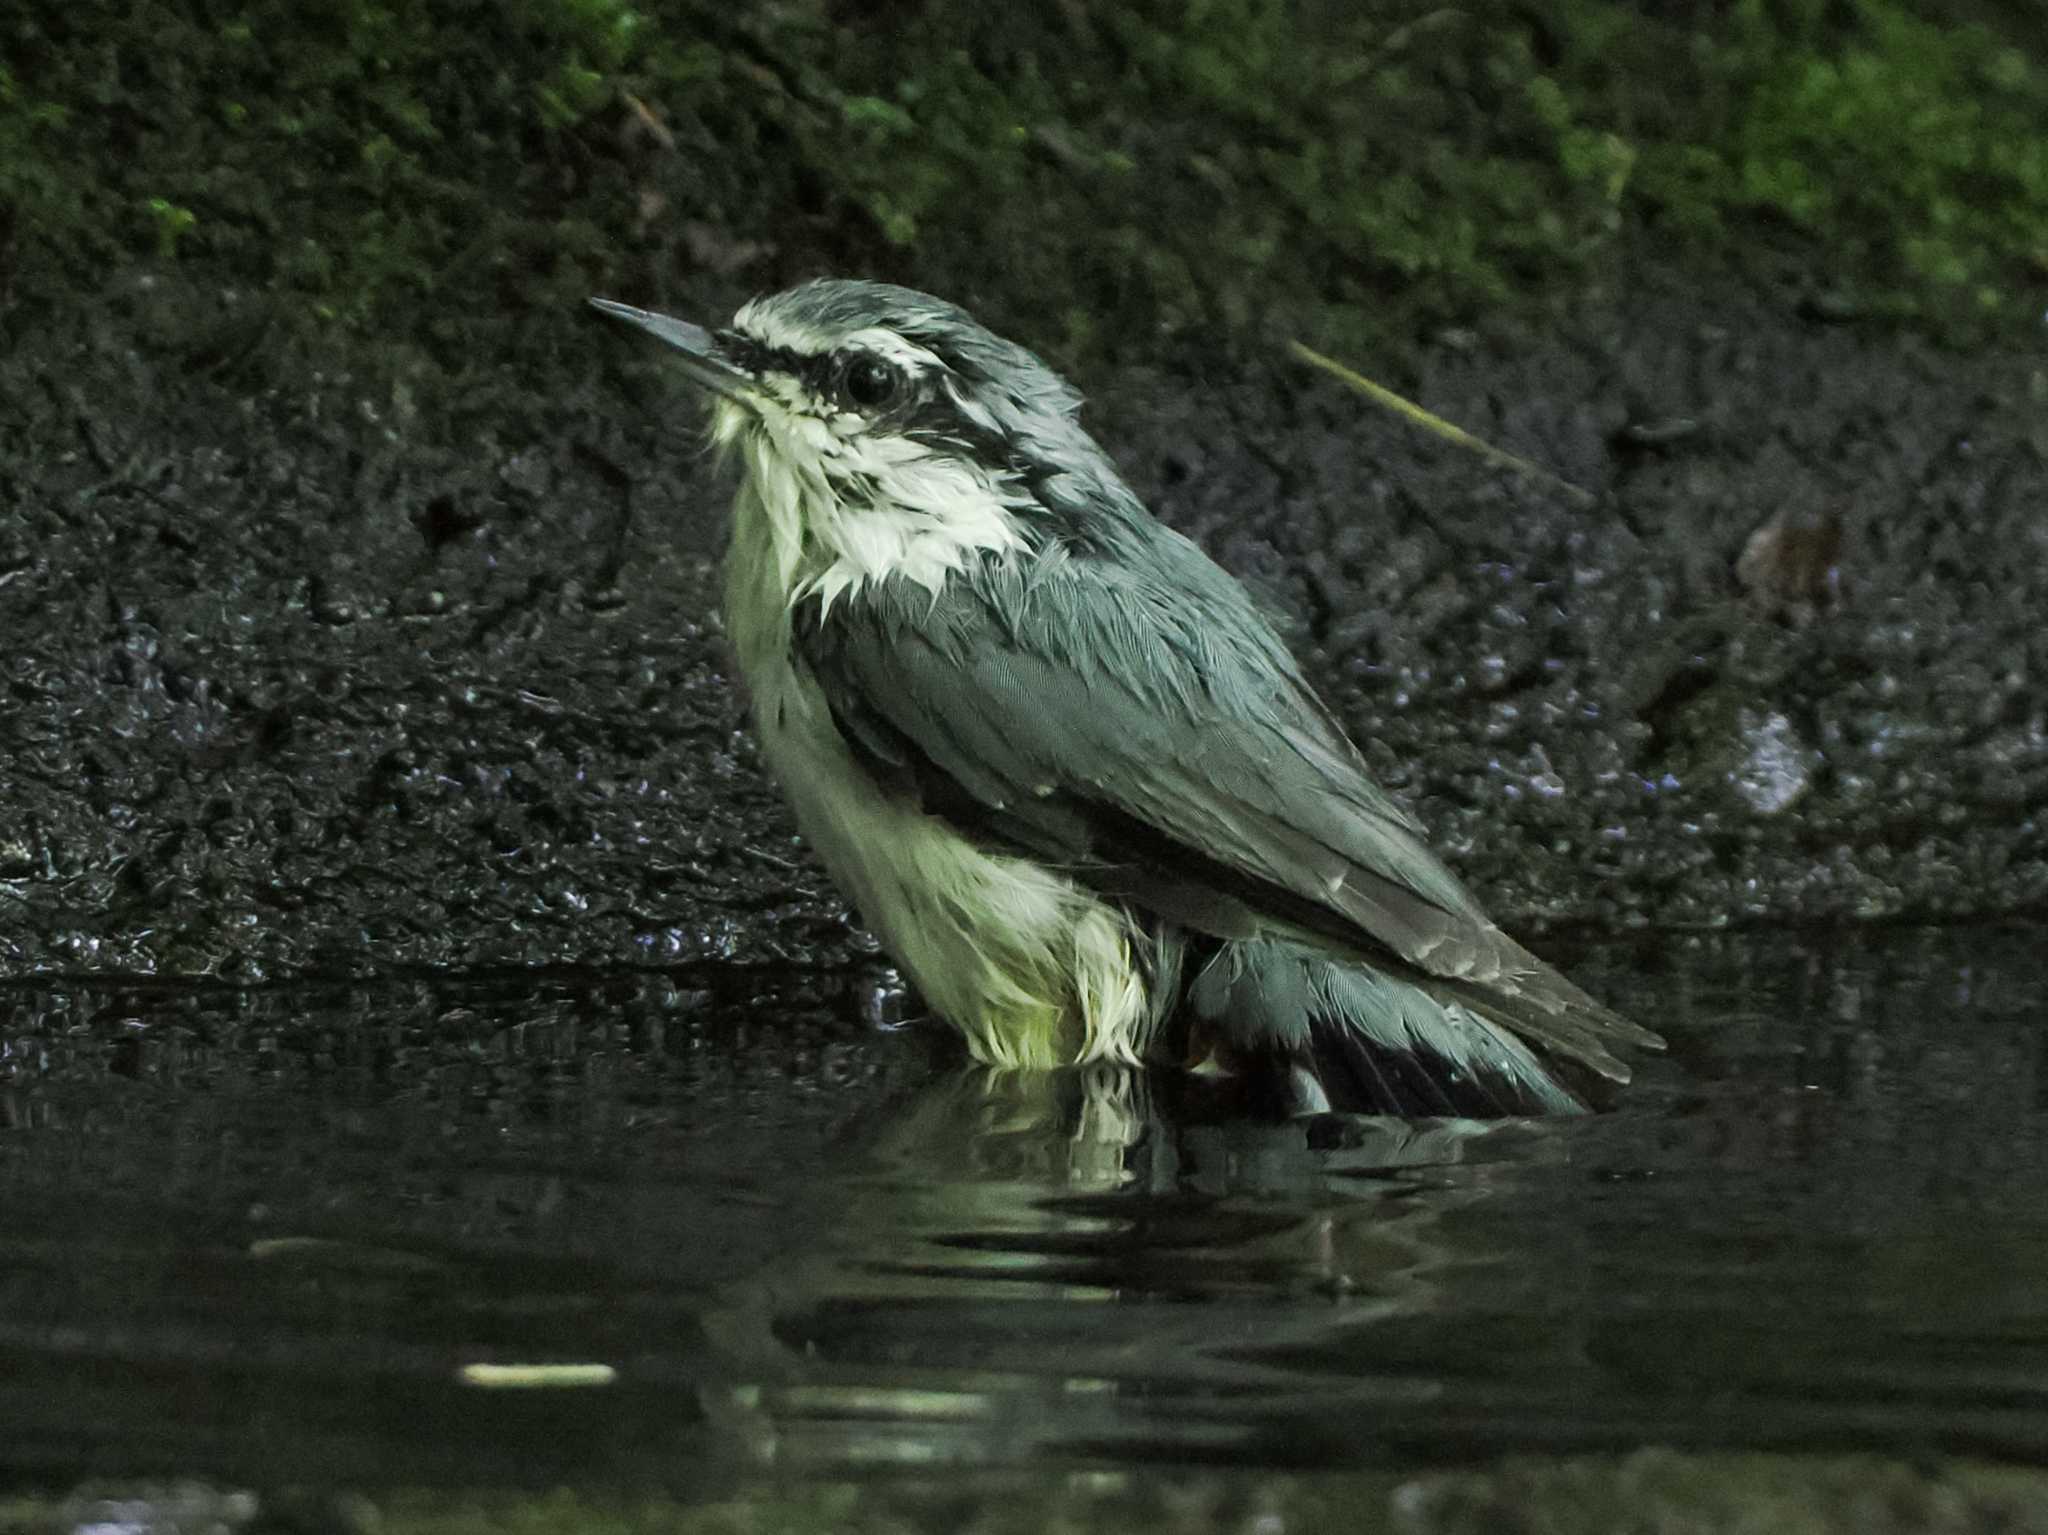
[{"xmin": 798, "ymin": 536, "xmax": 1655, "ymax": 1080}]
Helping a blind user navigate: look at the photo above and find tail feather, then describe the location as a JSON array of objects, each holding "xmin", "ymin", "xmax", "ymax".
[
  {"xmin": 1184, "ymin": 937, "xmax": 1650, "ymax": 1118},
  {"xmin": 1440, "ymin": 938, "xmax": 1664, "ymax": 1086}
]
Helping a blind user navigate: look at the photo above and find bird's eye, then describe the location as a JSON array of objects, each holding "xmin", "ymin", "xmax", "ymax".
[{"xmin": 842, "ymin": 355, "xmax": 902, "ymax": 411}]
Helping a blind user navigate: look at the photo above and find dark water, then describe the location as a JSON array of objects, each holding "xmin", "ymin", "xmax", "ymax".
[{"xmin": 3, "ymin": 926, "xmax": 2047, "ymax": 1495}]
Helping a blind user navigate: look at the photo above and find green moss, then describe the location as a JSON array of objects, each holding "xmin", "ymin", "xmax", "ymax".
[
  {"xmin": 0, "ymin": 0, "xmax": 2040, "ymax": 387},
  {"xmin": 1628, "ymin": 1, "xmax": 2048, "ymax": 330},
  {"xmin": 144, "ymin": 196, "xmax": 198, "ymax": 257}
]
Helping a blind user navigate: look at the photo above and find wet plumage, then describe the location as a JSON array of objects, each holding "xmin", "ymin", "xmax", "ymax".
[{"xmin": 596, "ymin": 279, "xmax": 1662, "ymax": 1115}]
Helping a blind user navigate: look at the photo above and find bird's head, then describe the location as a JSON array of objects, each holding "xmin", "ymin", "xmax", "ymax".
[
  {"xmin": 593, "ymin": 279, "xmax": 1091, "ymax": 484},
  {"xmin": 593, "ymin": 280, "xmax": 1133, "ymax": 599}
]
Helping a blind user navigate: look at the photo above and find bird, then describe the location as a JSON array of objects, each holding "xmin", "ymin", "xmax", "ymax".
[{"xmin": 592, "ymin": 279, "xmax": 1662, "ymax": 1117}]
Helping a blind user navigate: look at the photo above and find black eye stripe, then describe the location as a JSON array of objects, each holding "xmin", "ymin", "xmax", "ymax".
[
  {"xmin": 719, "ymin": 333, "xmax": 806, "ymax": 379},
  {"xmin": 725, "ymin": 332, "xmax": 991, "ymax": 432},
  {"xmin": 723, "ymin": 333, "xmax": 911, "ymax": 408}
]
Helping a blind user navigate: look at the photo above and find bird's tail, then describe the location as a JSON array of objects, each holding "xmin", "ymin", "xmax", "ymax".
[{"xmin": 1182, "ymin": 938, "xmax": 1655, "ymax": 1117}]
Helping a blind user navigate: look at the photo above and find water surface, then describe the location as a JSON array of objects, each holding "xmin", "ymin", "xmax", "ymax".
[{"xmin": 3, "ymin": 927, "xmax": 2046, "ymax": 1495}]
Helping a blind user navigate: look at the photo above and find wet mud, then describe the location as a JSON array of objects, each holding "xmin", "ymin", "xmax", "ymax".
[{"xmin": 5, "ymin": 272, "xmax": 2043, "ymax": 982}]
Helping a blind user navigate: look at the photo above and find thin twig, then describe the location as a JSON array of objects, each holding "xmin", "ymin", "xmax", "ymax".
[{"xmin": 1287, "ymin": 339, "xmax": 1597, "ymax": 510}]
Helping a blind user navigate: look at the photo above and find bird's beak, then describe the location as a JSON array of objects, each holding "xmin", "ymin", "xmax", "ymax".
[{"xmin": 589, "ymin": 297, "xmax": 753, "ymax": 400}]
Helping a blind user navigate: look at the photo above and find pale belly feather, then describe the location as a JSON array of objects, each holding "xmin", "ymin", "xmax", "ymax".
[{"xmin": 719, "ymin": 471, "xmax": 1151, "ymax": 1069}]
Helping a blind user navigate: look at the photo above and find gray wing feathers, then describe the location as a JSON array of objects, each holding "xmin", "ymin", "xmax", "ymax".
[
  {"xmin": 819, "ymin": 557, "xmax": 1494, "ymax": 955},
  {"xmin": 805, "ymin": 546, "xmax": 1657, "ymax": 1082}
]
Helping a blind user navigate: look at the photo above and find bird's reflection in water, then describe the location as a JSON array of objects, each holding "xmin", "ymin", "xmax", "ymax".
[{"xmin": 699, "ymin": 1063, "xmax": 1568, "ymax": 1469}]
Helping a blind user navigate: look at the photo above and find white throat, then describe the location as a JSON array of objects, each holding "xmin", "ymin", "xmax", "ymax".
[{"xmin": 717, "ymin": 397, "xmax": 1028, "ymax": 621}]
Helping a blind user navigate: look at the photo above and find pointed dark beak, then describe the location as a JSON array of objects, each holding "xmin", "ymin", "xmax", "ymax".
[{"xmin": 589, "ymin": 297, "xmax": 753, "ymax": 399}]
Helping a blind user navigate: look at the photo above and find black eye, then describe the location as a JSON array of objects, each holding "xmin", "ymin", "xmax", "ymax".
[{"xmin": 842, "ymin": 354, "xmax": 902, "ymax": 410}]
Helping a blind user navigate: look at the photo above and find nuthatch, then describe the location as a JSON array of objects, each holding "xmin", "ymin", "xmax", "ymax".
[{"xmin": 595, "ymin": 280, "xmax": 1660, "ymax": 1115}]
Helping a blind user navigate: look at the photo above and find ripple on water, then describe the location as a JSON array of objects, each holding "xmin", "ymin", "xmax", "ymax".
[{"xmin": 0, "ymin": 926, "xmax": 2046, "ymax": 1489}]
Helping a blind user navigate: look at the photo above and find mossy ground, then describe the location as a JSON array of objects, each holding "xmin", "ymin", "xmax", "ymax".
[{"xmin": 3, "ymin": 1, "xmax": 2043, "ymax": 390}]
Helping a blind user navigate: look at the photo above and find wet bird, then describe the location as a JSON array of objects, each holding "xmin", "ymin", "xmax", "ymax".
[{"xmin": 594, "ymin": 280, "xmax": 1661, "ymax": 1116}]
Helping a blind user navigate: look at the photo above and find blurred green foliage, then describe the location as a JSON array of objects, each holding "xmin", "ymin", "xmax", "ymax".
[
  {"xmin": 1, "ymin": 0, "xmax": 2041, "ymax": 377},
  {"xmin": 1630, "ymin": 1, "xmax": 2048, "ymax": 326}
]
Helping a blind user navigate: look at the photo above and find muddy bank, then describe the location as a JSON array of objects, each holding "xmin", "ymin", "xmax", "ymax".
[{"xmin": 2, "ymin": 265, "xmax": 2042, "ymax": 983}]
